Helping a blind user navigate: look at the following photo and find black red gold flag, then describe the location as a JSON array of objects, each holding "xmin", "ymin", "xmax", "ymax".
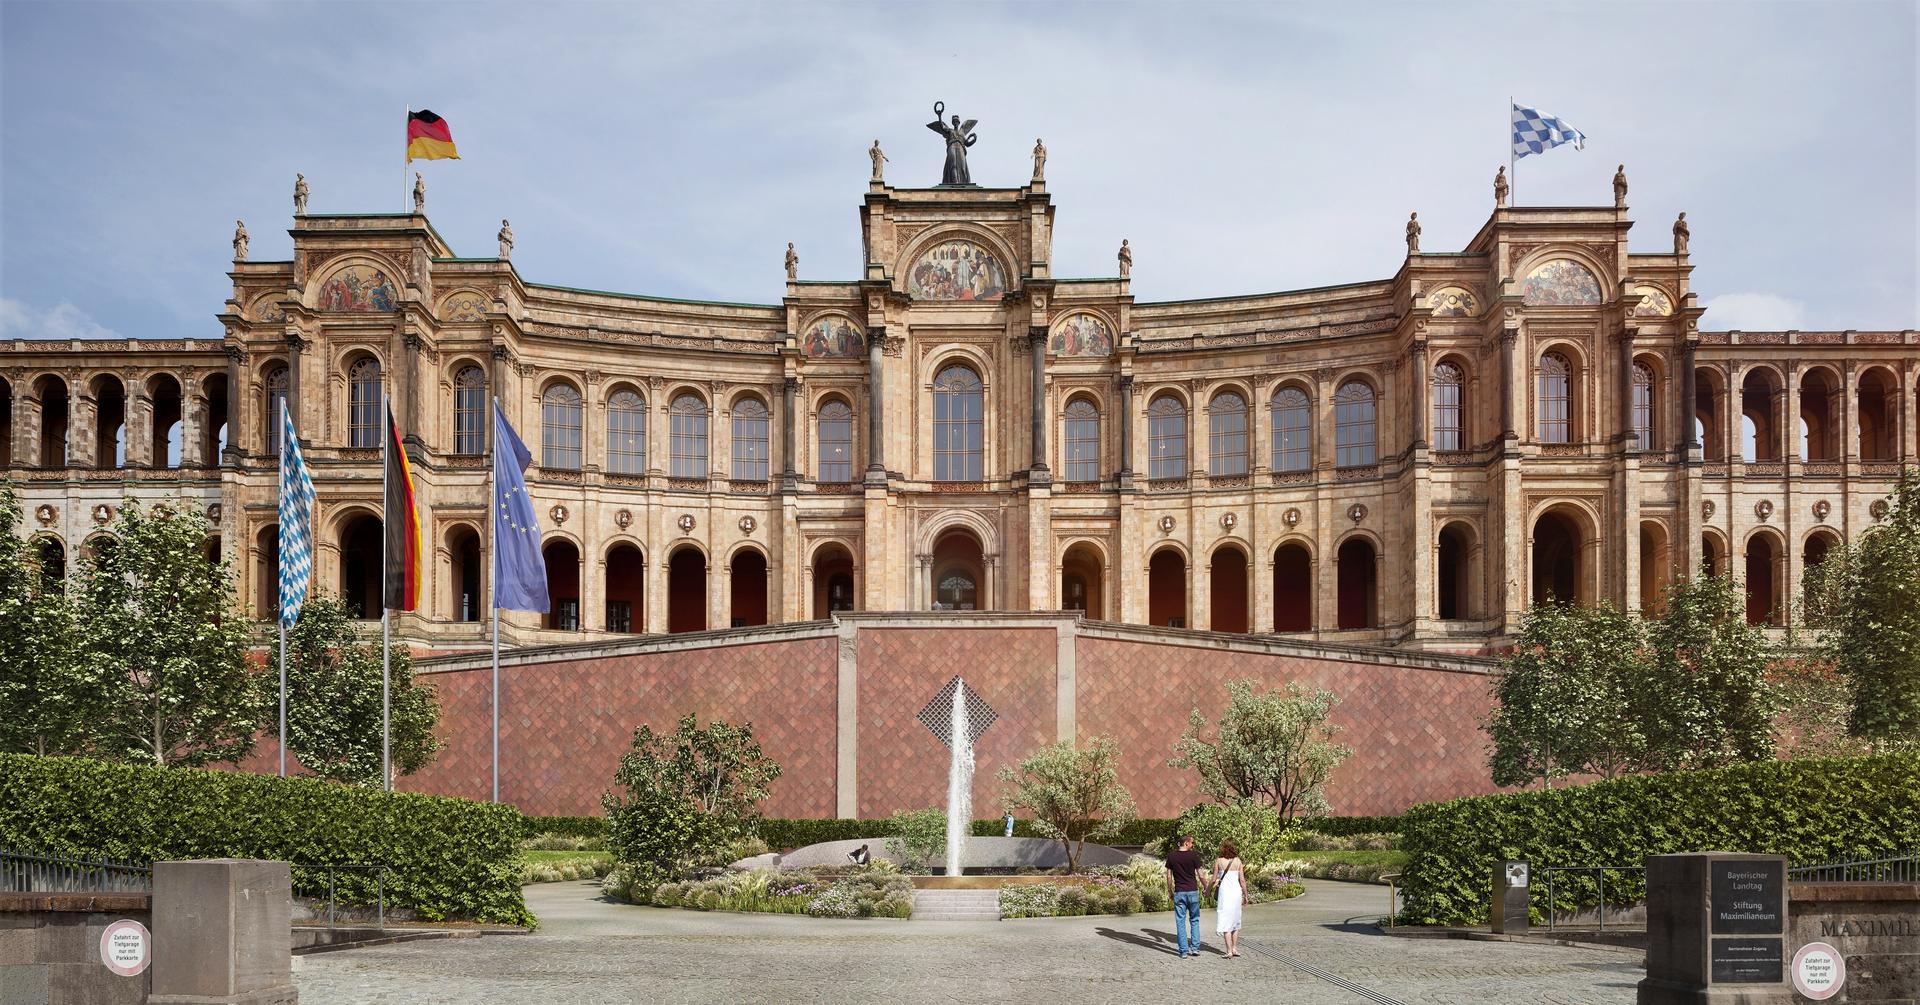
[
  {"xmin": 383, "ymin": 406, "xmax": 422, "ymax": 611},
  {"xmin": 406, "ymin": 109, "xmax": 459, "ymax": 163}
]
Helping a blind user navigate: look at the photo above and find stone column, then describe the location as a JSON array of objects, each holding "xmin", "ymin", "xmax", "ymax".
[
  {"xmin": 223, "ymin": 345, "xmax": 242, "ymax": 464},
  {"xmin": 69, "ymin": 381, "xmax": 99, "ymax": 469},
  {"xmin": 1116, "ymin": 374, "xmax": 1134, "ymax": 486},
  {"xmin": 126, "ymin": 391, "xmax": 155, "ymax": 469},
  {"xmin": 1410, "ymin": 341, "xmax": 1429, "ymax": 448},
  {"xmin": 1410, "ymin": 341, "xmax": 1432, "ymax": 626},
  {"xmin": 180, "ymin": 375, "xmax": 207, "ymax": 468},
  {"xmin": 1680, "ymin": 341, "xmax": 1699, "ymax": 452},
  {"xmin": 1028, "ymin": 326, "xmax": 1049, "ymax": 481},
  {"xmin": 1726, "ymin": 363, "xmax": 1743, "ymax": 468},
  {"xmin": 1903, "ymin": 362, "xmax": 1917, "ymax": 461},
  {"xmin": 781, "ymin": 375, "xmax": 798, "ymax": 489},
  {"xmin": 11, "ymin": 380, "xmax": 40, "ymax": 468},
  {"xmin": 865, "ymin": 326, "xmax": 886, "ymax": 482},
  {"xmin": 1784, "ymin": 368, "xmax": 1802, "ymax": 462},
  {"xmin": 286, "ymin": 333, "xmax": 305, "ymax": 435},
  {"xmin": 402, "ymin": 333, "xmax": 425, "ymax": 448},
  {"xmin": 1499, "ymin": 328, "xmax": 1520, "ymax": 440}
]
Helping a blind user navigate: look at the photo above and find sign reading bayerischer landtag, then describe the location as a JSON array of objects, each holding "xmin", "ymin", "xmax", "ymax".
[
  {"xmin": 1638, "ymin": 852, "xmax": 1792, "ymax": 1004},
  {"xmin": 1708, "ymin": 858, "xmax": 1786, "ymax": 981}
]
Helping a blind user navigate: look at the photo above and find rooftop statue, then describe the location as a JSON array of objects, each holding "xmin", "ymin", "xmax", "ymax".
[
  {"xmin": 1613, "ymin": 164, "xmax": 1628, "ymax": 208},
  {"xmin": 413, "ymin": 172, "xmax": 426, "ymax": 213},
  {"xmin": 1032, "ymin": 138, "xmax": 1047, "ymax": 182},
  {"xmin": 1673, "ymin": 212, "xmax": 1690, "ymax": 255},
  {"xmin": 1493, "ymin": 166, "xmax": 1508, "ymax": 208},
  {"xmin": 1406, "ymin": 212, "xmax": 1422, "ymax": 254},
  {"xmin": 232, "ymin": 220, "xmax": 249, "ymax": 262},
  {"xmin": 869, "ymin": 140, "xmax": 888, "ymax": 183},
  {"xmin": 785, "ymin": 242, "xmax": 798, "ymax": 281},
  {"xmin": 926, "ymin": 101, "xmax": 978, "ymax": 186},
  {"xmin": 1117, "ymin": 239, "xmax": 1132, "ymax": 278},
  {"xmin": 498, "ymin": 219, "xmax": 514, "ymax": 259},
  {"xmin": 293, "ymin": 173, "xmax": 309, "ymax": 216}
]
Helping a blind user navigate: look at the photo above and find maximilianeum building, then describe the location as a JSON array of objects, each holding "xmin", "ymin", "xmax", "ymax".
[{"xmin": 4, "ymin": 165, "xmax": 1917, "ymax": 657}]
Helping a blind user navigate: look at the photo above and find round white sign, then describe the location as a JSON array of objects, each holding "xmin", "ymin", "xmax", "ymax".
[
  {"xmin": 99, "ymin": 919, "xmax": 150, "ymax": 977},
  {"xmin": 1792, "ymin": 941, "xmax": 1845, "ymax": 1000}
]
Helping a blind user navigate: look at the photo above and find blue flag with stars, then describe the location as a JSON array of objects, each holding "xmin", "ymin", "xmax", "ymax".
[{"xmin": 491, "ymin": 400, "xmax": 549, "ymax": 613}]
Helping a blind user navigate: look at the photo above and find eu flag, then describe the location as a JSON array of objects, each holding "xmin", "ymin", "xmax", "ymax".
[{"xmin": 491, "ymin": 400, "xmax": 549, "ymax": 613}]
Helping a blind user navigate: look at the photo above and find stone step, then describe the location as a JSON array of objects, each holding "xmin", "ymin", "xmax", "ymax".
[{"xmin": 911, "ymin": 888, "xmax": 1003, "ymax": 921}]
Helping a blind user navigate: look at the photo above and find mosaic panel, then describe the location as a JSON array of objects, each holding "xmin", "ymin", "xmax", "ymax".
[
  {"xmin": 803, "ymin": 316, "xmax": 866, "ymax": 358},
  {"xmin": 1049, "ymin": 313, "xmax": 1114, "ymax": 356},
  {"xmin": 1425, "ymin": 287, "xmax": 1478, "ymax": 318},
  {"xmin": 443, "ymin": 293, "xmax": 488, "ymax": 322},
  {"xmin": 1521, "ymin": 259, "xmax": 1602, "ymax": 306},
  {"xmin": 907, "ymin": 239, "xmax": 1007, "ymax": 301},
  {"xmin": 316, "ymin": 264, "xmax": 398, "ymax": 313},
  {"xmin": 1631, "ymin": 284, "xmax": 1674, "ymax": 317}
]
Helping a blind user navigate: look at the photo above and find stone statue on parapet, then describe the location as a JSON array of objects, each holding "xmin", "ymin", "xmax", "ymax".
[
  {"xmin": 1032, "ymin": 138, "xmax": 1047, "ymax": 182},
  {"xmin": 1118, "ymin": 239, "xmax": 1132, "ymax": 278},
  {"xmin": 785, "ymin": 242, "xmax": 798, "ymax": 281},
  {"xmin": 926, "ymin": 101, "xmax": 977, "ymax": 186},
  {"xmin": 293, "ymin": 173, "xmax": 309, "ymax": 216},
  {"xmin": 1406, "ymin": 212, "xmax": 1422, "ymax": 254},
  {"xmin": 1493, "ymin": 166, "xmax": 1508, "ymax": 208},
  {"xmin": 413, "ymin": 172, "xmax": 426, "ymax": 213},
  {"xmin": 1613, "ymin": 164, "xmax": 1628, "ymax": 207},
  {"xmin": 498, "ymin": 219, "xmax": 514, "ymax": 259},
  {"xmin": 232, "ymin": 220, "xmax": 249, "ymax": 262},
  {"xmin": 869, "ymin": 140, "xmax": 888, "ymax": 183},
  {"xmin": 1673, "ymin": 212, "xmax": 1690, "ymax": 255}
]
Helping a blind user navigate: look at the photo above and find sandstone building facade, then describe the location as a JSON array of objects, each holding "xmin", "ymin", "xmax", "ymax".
[{"xmin": 4, "ymin": 171, "xmax": 1916, "ymax": 655}]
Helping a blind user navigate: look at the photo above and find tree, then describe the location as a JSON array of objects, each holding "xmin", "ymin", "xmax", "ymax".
[
  {"xmin": 74, "ymin": 498, "xmax": 261, "ymax": 767},
  {"xmin": 1168, "ymin": 679, "xmax": 1352, "ymax": 825},
  {"xmin": 0, "ymin": 484, "xmax": 109, "ymax": 756},
  {"xmin": 1644, "ymin": 573, "xmax": 1779, "ymax": 770},
  {"xmin": 279, "ymin": 592, "xmax": 441, "ymax": 786},
  {"xmin": 602, "ymin": 714, "xmax": 781, "ymax": 885},
  {"xmin": 884, "ymin": 807, "xmax": 947, "ymax": 872},
  {"xmin": 1487, "ymin": 600, "xmax": 1652, "ymax": 787},
  {"xmin": 997, "ymin": 736, "xmax": 1137, "ymax": 873},
  {"xmin": 1802, "ymin": 472, "xmax": 1920, "ymax": 748}
]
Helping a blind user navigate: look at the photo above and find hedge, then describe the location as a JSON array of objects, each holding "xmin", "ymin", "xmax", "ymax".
[
  {"xmin": 1398, "ymin": 752, "xmax": 1920, "ymax": 926},
  {"xmin": 1299, "ymin": 814, "xmax": 1403, "ymax": 837},
  {"xmin": 0, "ymin": 755, "xmax": 532, "ymax": 926},
  {"xmin": 750, "ymin": 814, "xmax": 1395, "ymax": 851},
  {"xmin": 522, "ymin": 815, "xmax": 608, "ymax": 840}
]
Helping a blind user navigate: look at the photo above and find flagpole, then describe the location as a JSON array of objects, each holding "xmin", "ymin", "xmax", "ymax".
[
  {"xmin": 403, "ymin": 106, "xmax": 411, "ymax": 214},
  {"xmin": 1508, "ymin": 96, "xmax": 1517, "ymax": 206},
  {"xmin": 278, "ymin": 399, "xmax": 287, "ymax": 777},
  {"xmin": 381, "ymin": 391, "xmax": 392, "ymax": 792},
  {"xmin": 489, "ymin": 397, "xmax": 501, "ymax": 804}
]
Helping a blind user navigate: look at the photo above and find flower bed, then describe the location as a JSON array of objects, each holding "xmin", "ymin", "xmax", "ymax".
[{"xmin": 609, "ymin": 864, "xmax": 914, "ymax": 919}]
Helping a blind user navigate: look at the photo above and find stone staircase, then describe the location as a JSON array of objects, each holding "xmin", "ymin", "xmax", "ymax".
[{"xmin": 910, "ymin": 887, "xmax": 1001, "ymax": 921}]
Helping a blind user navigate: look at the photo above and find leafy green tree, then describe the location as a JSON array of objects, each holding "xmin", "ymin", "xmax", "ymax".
[
  {"xmin": 602, "ymin": 714, "xmax": 782, "ymax": 885},
  {"xmin": 1644, "ymin": 573, "xmax": 1779, "ymax": 770},
  {"xmin": 1488, "ymin": 601, "xmax": 1651, "ymax": 787},
  {"xmin": 997, "ymin": 736, "xmax": 1137, "ymax": 873},
  {"xmin": 884, "ymin": 807, "xmax": 947, "ymax": 872},
  {"xmin": 1168, "ymin": 679, "xmax": 1352, "ymax": 825},
  {"xmin": 1174, "ymin": 800, "xmax": 1286, "ymax": 869},
  {"xmin": 1802, "ymin": 472, "xmax": 1920, "ymax": 748},
  {"xmin": 0, "ymin": 485, "xmax": 110, "ymax": 756},
  {"xmin": 74, "ymin": 499, "xmax": 261, "ymax": 767},
  {"xmin": 280, "ymin": 592, "xmax": 442, "ymax": 786}
]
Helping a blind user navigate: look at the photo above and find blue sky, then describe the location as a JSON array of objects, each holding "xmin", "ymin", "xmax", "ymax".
[{"xmin": 2, "ymin": 1, "xmax": 1915, "ymax": 341}]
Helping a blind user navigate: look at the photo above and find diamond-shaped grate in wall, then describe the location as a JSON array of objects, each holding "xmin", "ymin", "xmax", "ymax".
[{"xmin": 917, "ymin": 676, "xmax": 997, "ymax": 750}]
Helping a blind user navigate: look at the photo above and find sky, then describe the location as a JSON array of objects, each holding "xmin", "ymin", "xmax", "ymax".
[{"xmin": 1, "ymin": 1, "xmax": 1916, "ymax": 343}]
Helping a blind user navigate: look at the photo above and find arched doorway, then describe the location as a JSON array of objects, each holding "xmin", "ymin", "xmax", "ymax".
[
  {"xmin": 34, "ymin": 536, "xmax": 66, "ymax": 586},
  {"xmin": 449, "ymin": 525, "xmax": 482, "ymax": 623},
  {"xmin": 1531, "ymin": 508, "xmax": 1585, "ymax": 606},
  {"xmin": 1801, "ymin": 530, "xmax": 1841, "ymax": 622},
  {"xmin": 1209, "ymin": 544, "xmax": 1249, "ymax": 633},
  {"xmin": 931, "ymin": 529, "xmax": 985, "ymax": 611},
  {"xmin": 1859, "ymin": 368, "xmax": 1899, "ymax": 460},
  {"xmin": 1745, "ymin": 532, "xmax": 1783, "ymax": 626},
  {"xmin": 543, "ymin": 539, "xmax": 581, "ymax": 630},
  {"xmin": 667, "ymin": 546, "xmax": 706, "ymax": 633},
  {"xmin": 148, "ymin": 373, "xmax": 183, "ymax": 469},
  {"xmin": 1147, "ymin": 548, "xmax": 1187, "ymax": 628},
  {"xmin": 1272, "ymin": 542, "xmax": 1312, "ymax": 631},
  {"xmin": 1694, "ymin": 367, "xmax": 1724, "ymax": 461},
  {"xmin": 1437, "ymin": 522, "xmax": 1475, "ymax": 620},
  {"xmin": 1740, "ymin": 368, "xmax": 1782, "ymax": 461},
  {"xmin": 812, "ymin": 544, "xmax": 855, "ymax": 618},
  {"xmin": 1336, "ymin": 537, "xmax": 1377, "ymax": 630},
  {"xmin": 1060, "ymin": 543, "xmax": 1104, "ymax": 620},
  {"xmin": 605, "ymin": 544, "xmax": 644, "ymax": 633},
  {"xmin": 202, "ymin": 372, "xmax": 229, "ymax": 466},
  {"xmin": 255, "ymin": 526, "xmax": 278, "ymax": 619},
  {"xmin": 729, "ymin": 548, "xmax": 768, "ymax": 627},
  {"xmin": 34, "ymin": 375, "xmax": 68, "ymax": 468},
  {"xmin": 1639, "ymin": 521, "xmax": 1671, "ymax": 616},
  {"xmin": 91, "ymin": 374, "xmax": 126, "ymax": 469},
  {"xmin": 338, "ymin": 513, "xmax": 382, "ymax": 619},
  {"xmin": 1799, "ymin": 368, "xmax": 1839, "ymax": 460},
  {"xmin": 1702, "ymin": 532, "xmax": 1727, "ymax": 579}
]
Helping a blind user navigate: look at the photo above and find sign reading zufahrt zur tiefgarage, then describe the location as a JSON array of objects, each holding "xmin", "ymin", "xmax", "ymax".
[
  {"xmin": 1709, "ymin": 858, "xmax": 1786, "ymax": 982},
  {"xmin": 99, "ymin": 918, "xmax": 151, "ymax": 977}
]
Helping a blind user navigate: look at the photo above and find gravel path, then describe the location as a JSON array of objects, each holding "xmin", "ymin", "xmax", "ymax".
[{"xmin": 295, "ymin": 878, "xmax": 1641, "ymax": 1003}]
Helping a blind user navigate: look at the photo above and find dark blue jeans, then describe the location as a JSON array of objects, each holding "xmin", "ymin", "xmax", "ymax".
[{"xmin": 1173, "ymin": 890, "xmax": 1202, "ymax": 955}]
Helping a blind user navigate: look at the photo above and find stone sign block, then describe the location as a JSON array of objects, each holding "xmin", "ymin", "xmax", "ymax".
[
  {"xmin": 149, "ymin": 859, "xmax": 296, "ymax": 1005},
  {"xmin": 1638, "ymin": 851, "xmax": 1792, "ymax": 1005}
]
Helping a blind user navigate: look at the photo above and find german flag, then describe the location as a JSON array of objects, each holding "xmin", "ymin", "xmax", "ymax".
[
  {"xmin": 406, "ymin": 109, "xmax": 459, "ymax": 163},
  {"xmin": 383, "ymin": 406, "xmax": 422, "ymax": 611}
]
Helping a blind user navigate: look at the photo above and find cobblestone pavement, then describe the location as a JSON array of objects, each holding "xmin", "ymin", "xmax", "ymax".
[{"xmin": 295, "ymin": 880, "xmax": 1642, "ymax": 1004}]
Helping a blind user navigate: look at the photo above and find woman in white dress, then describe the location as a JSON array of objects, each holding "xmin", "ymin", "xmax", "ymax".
[{"xmin": 1213, "ymin": 839, "xmax": 1245, "ymax": 958}]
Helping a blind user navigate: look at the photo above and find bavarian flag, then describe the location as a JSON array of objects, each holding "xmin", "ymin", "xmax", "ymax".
[
  {"xmin": 383, "ymin": 405, "xmax": 423, "ymax": 611},
  {"xmin": 405, "ymin": 109, "xmax": 459, "ymax": 163}
]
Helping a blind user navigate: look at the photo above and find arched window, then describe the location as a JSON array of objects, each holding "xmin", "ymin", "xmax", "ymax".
[
  {"xmin": 1333, "ymin": 381, "xmax": 1377, "ymax": 467},
  {"xmin": 1208, "ymin": 391, "xmax": 1249, "ymax": 476},
  {"xmin": 1432, "ymin": 363, "xmax": 1463, "ymax": 451},
  {"xmin": 817, "ymin": 399, "xmax": 854, "ymax": 482},
  {"xmin": 541, "ymin": 383, "xmax": 583, "ymax": 469},
  {"xmin": 607, "ymin": 389, "xmax": 646, "ymax": 474},
  {"xmin": 669, "ymin": 393, "xmax": 709, "ymax": 478},
  {"xmin": 1147, "ymin": 395, "xmax": 1187, "ymax": 480},
  {"xmin": 1063, "ymin": 398, "xmax": 1100, "ymax": 482},
  {"xmin": 347, "ymin": 357, "xmax": 381, "ymax": 448},
  {"xmin": 1632, "ymin": 363, "xmax": 1655, "ymax": 452},
  {"xmin": 453, "ymin": 366, "xmax": 486, "ymax": 455},
  {"xmin": 264, "ymin": 365, "xmax": 289, "ymax": 454},
  {"xmin": 932, "ymin": 365, "xmax": 984, "ymax": 481},
  {"xmin": 1271, "ymin": 387, "xmax": 1311, "ymax": 472},
  {"xmin": 731, "ymin": 397, "xmax": 770, "ymax": 480},
  {"xmin": 1538, "ymin": 353, "xmax": 1572, "ymax": 444}
]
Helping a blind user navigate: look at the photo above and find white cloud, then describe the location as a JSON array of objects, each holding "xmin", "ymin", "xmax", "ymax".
[
  {"xmin": 1700, "ymin": 293, "xmax": 1808, "ymax": 332},
  {"xmin": 0, "ymin": 298, "xmax": 122, "ymax": 341}
]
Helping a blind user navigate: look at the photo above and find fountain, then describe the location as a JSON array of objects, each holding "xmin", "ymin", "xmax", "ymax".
[{"xmin": 944, "ymin": 675, "xmax": 974, "ymax": 876}]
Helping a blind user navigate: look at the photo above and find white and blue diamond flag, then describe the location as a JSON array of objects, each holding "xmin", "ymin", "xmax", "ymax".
[
  {"xmin": 277, "ymin": 405, "xmax": 317, "ymax": 629},
  {"xmin": 1512, "ymin": 103, "xmax": 1587, "ymax": 158}
]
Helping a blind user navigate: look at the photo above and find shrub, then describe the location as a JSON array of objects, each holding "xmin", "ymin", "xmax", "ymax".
[
  {"xmin": 805, "ymin": 885, "xmax": 861, "ymax": 918},
  {"xmin": 1170, "ymin": 680, "xmax": 1351, "ymax": 825},
  {"xmin": 0, "ymin": 754, "xmax": 531, "ymax": 925},
  {"xmin": 1175, "ymin": 801, "xmax": 1286, "ymax": 868},
  {"xmin": 521, "ymin": 815, "xmax": 607, "ymax": 841},
  {"xmin": 999, "ymin": 884, "xmax": 1061, "ymax": 918},
  {"xmin": 997, "ymin": 737, "xmax": 1137, "ymax": 872},
  {"xmin": 1283, "ymin": 830, "xmax": 1399, "ymax": 852},
  {"xmin": 1398, "ymin": 752, "xmax": 1920, "ymax": 925},
  {"xmin": 603, "ymin": 715, "xmax": 780, "ymax": 886},
  {"xmin": 1055, "ymin": 885, "xmax": 1089, "ymax": 916},
  {"xmin": 885, "ymin": 808, "xmax": 947, "ymax": 872},
  {"xmin": 1298, "ymin": 815, "xmax": 1403, "ymax": 837}
]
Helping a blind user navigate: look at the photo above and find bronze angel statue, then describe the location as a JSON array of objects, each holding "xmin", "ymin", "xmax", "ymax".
[{"xmin": 927, "ymin": 101, "xmax": 978, "ymax": 185}]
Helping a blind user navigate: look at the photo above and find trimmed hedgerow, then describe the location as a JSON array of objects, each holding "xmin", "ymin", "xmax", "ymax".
[
  {"xmin": 521, "ymin": 814, "xmax": 608, "ymax": 841},
  {"xmin": 0, "ymin": 754, "xmax": 532, "ymax": 926},
  {"xmin": 751, "ymin": 814, "xmax": 1393, "ymax": 851},
  {"xmin": 1298, "ymin": 814, "xmax": 1403, "ymax": 837},
  {"xmin": 1398, "ymin": 752, "xmax": 1920, "ymax": 926}
]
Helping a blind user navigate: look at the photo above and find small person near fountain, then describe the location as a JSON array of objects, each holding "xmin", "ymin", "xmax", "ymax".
[{"xmin": 846, "ymin": 844, "xmax": 870, "ymax": 867}]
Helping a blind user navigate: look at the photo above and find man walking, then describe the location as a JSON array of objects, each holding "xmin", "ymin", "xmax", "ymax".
[{"xmin": 1164, "ymin": 833, "xmax": 1209, "ymax": 957}]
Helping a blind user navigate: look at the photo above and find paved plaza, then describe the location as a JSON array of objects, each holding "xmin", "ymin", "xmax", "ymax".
[{"xmin": 296, "ymin": 880, "xmax": 1643, "ymax": 1003}]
